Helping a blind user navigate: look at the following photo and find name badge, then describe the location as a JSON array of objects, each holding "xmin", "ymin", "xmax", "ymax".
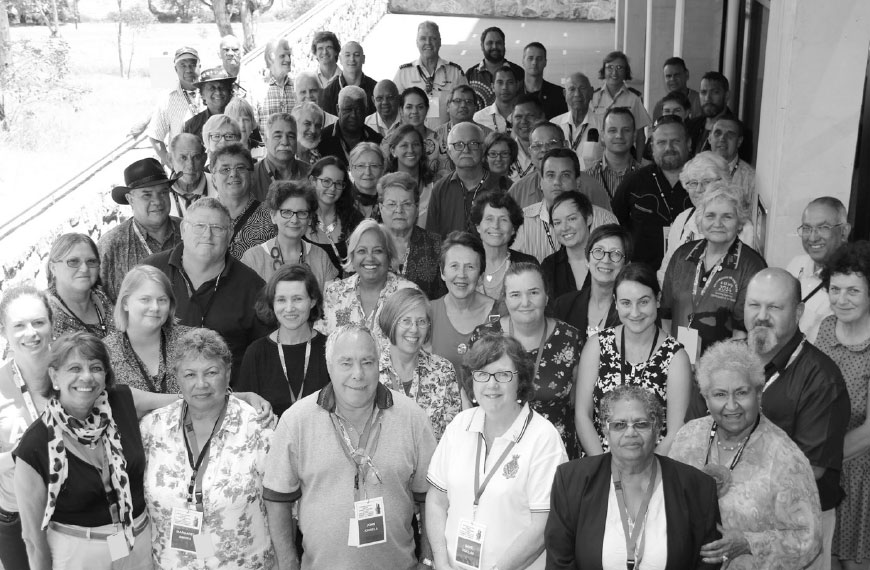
[
  {"xmin": 455, "ymin": 518, "xmax": 487, "ymax": 570},
  {"xmin": 677, "ymin": 325, "xmax": 702, "ymax": 365},
  {"xmin": 170, "ymin": 506, "xmax": 212, "ymax": 557},
  {"xmin": 106, "ymin": 531, "xmax": 130, "ymax": 561},
  {"xmin": 348, "ymin": 497, "xmax": 386, "ymax": 547},
  {"xmin": 427, "ymin": 96, "xmax": 441, "ymax": 120}
]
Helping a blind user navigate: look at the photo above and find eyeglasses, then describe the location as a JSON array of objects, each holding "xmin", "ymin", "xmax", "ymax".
[
  {"xmin": 797, "ymin": 224, "xmax": 843, "ymax": 239},
  {"xmin": 449, "ymin": 141, "xmax": 482, "ymax": 152},
  {"xmin": 185, "ymin": 222, "xmax": 229, "ymax": 236},
  {"xmin": 605, "ymin": 64, "xmax": 625, "ymax": 72},
  {"xmin": 208, "ymin": 133, "xmax": 241, "ymax": 142},
  {"xmin": 61, "ymin": 257, "xmax": 99, "ymax": 269},
  {"xmin": 216, "ymin": 165, "xmax": 251, "ymax": 176},
  {"xmin": 472, "ymin": 370, "xmax": 518, "ymax": 383},
  {"xmin": 590, "ymin": 248, "xmax": 625, "ymax": 262},
  {"xmin": 277, "ymin": 209, "xmax": 310, "ymax": 220},
  {"xmin": 683, "ymin": 178, "xmax": 721, "ymax": 191},
  {"xmin": 382, "ymin": 201, "xmax": 415, "ymax": 212},
  {"xmin": 353, "ymin": 163, "xmax": 384, "ymax": 172},
  {"xmin": 315, "ymin": 177, "xmax": 346, "ymax": 190},
  {"xmin": 487, "ymin": 151, "xmax": 511, "ymax": 160},
  {"xmin": 398, "ymin": 316, "xmax": 430, "ymax": 328},
  {"xmin": 451, "ymin": 98, "xmax": 475, "ymax": 106},
  {"xmin": 607, "ymin": 420, "xmax": 653, "ymax": 432},
  {"xmin": 529, "ymin": 139, "xmax": 563, "ymax": 152}
]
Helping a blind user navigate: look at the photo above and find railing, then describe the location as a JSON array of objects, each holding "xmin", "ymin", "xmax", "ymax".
[{"xmin": 0, "ymin": 0, "xmax": 388, "ymax": 290}]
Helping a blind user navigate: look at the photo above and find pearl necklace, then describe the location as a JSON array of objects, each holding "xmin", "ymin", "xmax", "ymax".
[
  {"xmin": 716, "ymin": 433, "xmax": 750, "ymax": 452},
  {"xmin": 484, "ymin": 253, "xmax": 510, "ymax": 283}
]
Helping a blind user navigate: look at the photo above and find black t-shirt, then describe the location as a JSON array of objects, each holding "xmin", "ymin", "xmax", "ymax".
[{"xmin": 13, "ymin": 385, "xmax": 146, "ymax": 526}]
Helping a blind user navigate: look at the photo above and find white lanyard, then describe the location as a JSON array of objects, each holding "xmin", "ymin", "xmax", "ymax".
[
  {"xmin": 132, "ymin": 222, "xmax": 154, "ymax": 256},
  {"xmin": 11, "ymin": 361, "xmax": 40, "ymax": 423},
  {"xmin": 276, "ymin": 333, "xmax": 312, "ymax": 405},
  {"xmin": 763, "ymin": 340, "xmax": 805, "ymax": 392}
]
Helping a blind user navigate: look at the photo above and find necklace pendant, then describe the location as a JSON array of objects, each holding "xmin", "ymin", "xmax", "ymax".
[{"xmin": 485, "ymin": 274, "xmax": 493, "ymax": 283}]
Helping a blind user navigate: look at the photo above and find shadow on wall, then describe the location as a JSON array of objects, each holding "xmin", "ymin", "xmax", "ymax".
[{"xmin": 388, "ymin": 0, "xmax": 613, "ymax": 20}]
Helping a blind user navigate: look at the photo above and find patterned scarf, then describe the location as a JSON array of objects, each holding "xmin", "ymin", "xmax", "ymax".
[{"xmin": 42, "ymin": 392, "xmax": 135, "ymax": 547}]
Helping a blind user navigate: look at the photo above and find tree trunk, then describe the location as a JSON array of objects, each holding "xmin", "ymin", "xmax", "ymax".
[
  {"xmin": 48, "ymin": 0, "xmax": 60, "ymax": 36},
  {"xmin": 117, "ymin": 0, "xmax": 124, "ymax": 76},
  {"xmin": 240, "ymin": 0, "xmax": 254, "ymax": 52},
  {"xmin": 212, "ymin": 0, "xmax": 232, "ymax": 37},
  {"xmin": 126, "ymin": 37, "xmax": 134, "ymax": 79},
  {"xmin": 0, "ymin": 0, "xmax": 8, "ymax": 126}
]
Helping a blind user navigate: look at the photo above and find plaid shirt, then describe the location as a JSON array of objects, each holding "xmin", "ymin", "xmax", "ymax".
[{"xmin": 252, "ymin": 74, "xmax": 297, "ymax": 134}]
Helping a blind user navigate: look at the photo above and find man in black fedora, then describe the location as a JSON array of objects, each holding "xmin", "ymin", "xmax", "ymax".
[
  {"xmin": 98, "ymin": 158, "xmax": 183, "ymax": 301},
  {"xmin": 183, "ymin": 66, "xmax": 237, "ymax": 141}
]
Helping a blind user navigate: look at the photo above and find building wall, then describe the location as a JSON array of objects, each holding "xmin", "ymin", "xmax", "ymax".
[{"xmin": 387, "ymin": 0, "xmax": 614, "ymax": 20}]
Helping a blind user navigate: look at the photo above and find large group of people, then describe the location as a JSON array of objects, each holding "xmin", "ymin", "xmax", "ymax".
[{"xmin": 0, "ymin": 19, "xmax": 866, "ymax": 570}]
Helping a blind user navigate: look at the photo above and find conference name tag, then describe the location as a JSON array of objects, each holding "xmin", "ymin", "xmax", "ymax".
[
  {"xmin": 455, "ymin": 518, "xmax": 486, "ymax": 570},
  {"xmin": 347, "ymin": 497, "xmax": 386, "ymax": 547},
  {"xmin": 677, "ymin": 326, "xmax": 702, "ymax": 365},
  {"xmin": 106, "ymin": 531, "xmax": 130, "ymax": 561},
  {"xmin": 169, "ymin": 507, "xmax": 214, "ymax": 557},
  {"xmin": 427, "ymin": 96, "xmax": 441, "ymax": 120}
]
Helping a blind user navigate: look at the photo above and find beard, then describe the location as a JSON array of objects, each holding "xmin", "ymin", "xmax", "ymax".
[
  {"xmin": 703, "ymin": 102, "xmax": 723, "ymax": 118},
  {"xmin": 748, "ymin": 325, "xmax": 778, "ymax": 354},
  {"xmin": 657, "ymin": 151, "xmax": 686, "ymax": 171},
  {"xmin": 484, "ymin": 49, "xmax": 504, "ymax": 64},
  {"xmin": 298, "ymin": 135, "xmax": 320, "ymax": 150}
]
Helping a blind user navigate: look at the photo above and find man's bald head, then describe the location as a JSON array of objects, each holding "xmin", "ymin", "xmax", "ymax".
[
  {"xmin": 340, "ymin": 41, "xmax": 365, "ymax": 76},
  {"xmin": 750, "ymin": 268, "xmax": 802, "ymax": 307}
]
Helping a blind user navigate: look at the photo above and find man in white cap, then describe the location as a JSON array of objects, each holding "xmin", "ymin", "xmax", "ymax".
[{"xmin": 147, "ymin": 46, "xmax": 203, "ymax": 167}]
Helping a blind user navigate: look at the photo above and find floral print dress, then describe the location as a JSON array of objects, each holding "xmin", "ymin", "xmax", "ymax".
[
  {"xmin": 593, "ymin": 327, "xmax": 682, "ymax": 451},
  {"xmin": 469, "ymin": 319, "xmax": 582, "ymax": 458}
]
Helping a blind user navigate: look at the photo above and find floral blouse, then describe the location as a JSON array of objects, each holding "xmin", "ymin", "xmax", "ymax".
[
  {"xmin": 315, "ymin": 272, "xmax": 420, "ymax": 350},
  {"xmin": 669, "ymin": 415, "xmax": 823, "ymax": 570},
  {"xmin": 103, "ymin": 325, "xmax": 192, "ymax": 395},
  {"xmin": 48, "ymin": 288, "xmax": 116, "ymax": 340},
  {"xmin": 469, "ymin": 319, "xmax": 583, "ymax": 459},
  {"xmin": 140, "ymin": 396, "xmax": 277, "ymax": 570},
  {"xmin": 379, "ymin": 347, "xmax": 461, "ymax": 440}
]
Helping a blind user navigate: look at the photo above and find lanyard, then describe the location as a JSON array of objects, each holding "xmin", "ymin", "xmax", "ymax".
[
  {"xmin": 275, "ymin": 331, "xmax": 312, "ymax": 405},
  {"xmin": 473, "ymin": 434, "xmax": 516, "ymax": 517},
  {"xmin": 620, "ymin": 326, "xmax": 659, "ymax": 386},
  {"xmin": 509, "ymin": 319, "xmax": 550, "ymax": 382},
  {"xmin": 11, "ymin": 361, "xmax": 40, "ymax": 423},
  {"xmin": 182, "ymin": 397, "xmax": 229, "ymax": 508},
  {"xmin": 612, "ymin": 458, "xmax": 658, "ymax": 570},
  {"xmin": 762, "ymin": 339, "xmax": 805, "ymax": 392},
  {"xmin": 541, "ymin": 219, "xmax": 557, "ymax": 253},
  {"xmin": 131, "ymin": 222, "xmax": 154, "ymax": 257},
  {"xmin": 462, "ymin": 172, "xmax": 489, "ymax": 230},
  {"xmin": 802, "ymin": 282, "xmax": 825, "ymax": 304},
  {"xmin": 677, "ymin": 207, "xmax": 696, "ymax": 242},
  {"xmin": 650, "ymin": 171, "xmax": 678, "ymax": 224},
  {"xmin": 703, "ymin": 414, "xmax": 760, "ymax": 470},
  {"xmin": 181, "ymin": 88, "xmax": 198, "ymax": 115},
  {"xmin": 688, "ymin": 246, "xmax": 730, "ymax": 326},
  {"xmin": 180, "ymin": 265, "xmax": 224, "ymax": 327},
  {"xmin": 54, "ymin": 292, "xmax": 107, "ymax": 335},
  {"xmin": 568, "ymin": 123, "xmax": 589, "ymax": 151},
  {"xmin": 416, "ymin": 65, "xmax": 437, "ymax": 95},
  {"xmin": 331, "ymin": 407, "xmax": 383, "ymax": 500},
  {"xmin": 124, "ymin": 331, "xmax": 168, "ymax": 393}
]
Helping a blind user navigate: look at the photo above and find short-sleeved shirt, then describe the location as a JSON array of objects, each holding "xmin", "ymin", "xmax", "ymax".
[
  {"xmin": 552, "ymin": 111, "xmax": 603, "ymax": 170},
  {"xmin": 589, "ymin": 84, "xmax": 652, "ymax": 132},
  {"xmin": 143, "ymin": 244, "xmax": 269, "ymax": 384},
  {"xmin": 761, "ymin": 332, "xmax": 851, "ymax": 511},
  {"xmin": 251, "ymin": 74, "xmax": 297, "ymax": 134},
  {"xmin": 427, "ymin": 405, "xmax": 567, "ymax": 570},
  {"xmin": 660, "ymin": 238, "xmax": 767, "ymax": 351},
  {"xmin": 394, "ymin": 58, "xmax": 468, "ymax": 130},
  {"xmin": 146, "ymin": 84, "xmax": 203, "ymax": 145},
  {"xmin": 319, "ymin": 73, "xmax": 378, "ymax": 116},
  {"xmin": 98, "ymin": 217, "xmax": 183, "ymax": 302},
  {"xmin": 263, "ymin": 383, "xmax": 436, "ymax": 570},
  {"xmin": 786, "ymin": 254, "xmax": 831, "ymax": 343},
  {"xmin": 364, "ymin": 113, "xmax": 400, "ymax": 137},
  {"xmin": 513, "ymin": 200, "xmax": 617, "ymax": 263},
  {"xmin": 425, "ymin": 170, "xmax": 505, "ymax": 237},
  {"xmin": 473, "ymin": 103, "xmax": 511, "ymax": 134},
  {"xmin": 316, "ymin": 122, "xmax": 384, "ymax": 163},
  {"xmin": 464, "ymin": 59, "xmax": 525, "ymax": 110},
  {"xmin": 506, "ymin": 171, "xmax": 612, "ymax": 211}
]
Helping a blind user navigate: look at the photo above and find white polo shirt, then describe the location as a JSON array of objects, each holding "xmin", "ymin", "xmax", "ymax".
[
  {"xmin": 552, "ymin": 111, "xmax": 603, "ymax": 170},
  {"xmin": 427, "ymin": 404, "xmax": 567, "ymax": 570},
  {"xmin": 473, "ymin": 103, "xmax": 510, "ymax": 133},
  {"xmin": 786, "ymin": 253, "xmax": 832, "ymax": 343}
]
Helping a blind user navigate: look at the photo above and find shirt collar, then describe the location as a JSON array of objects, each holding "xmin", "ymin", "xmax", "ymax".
[
  {"xmin": 763, "ymin": 331, "xmax": 805, "ymax": 379},
  {"xmin": 466, "ymin": 403, "xmax": 534, "ymax": 443},
  {"xmin": 685, "ymin": 238, "xmax": 742, "ymax": 269},
  {"xmin": 414, "ymin": 57, "xmax": 449, "ymax": 74},
  {"xmin": 316, "ymin": 382, "xmax": 394, "ymax": 412}
]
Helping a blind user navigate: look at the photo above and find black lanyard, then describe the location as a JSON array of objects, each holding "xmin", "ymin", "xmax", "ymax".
[
  {"xmin": 568, "ymin": 123, "xmax": 588, "ymax": 151},
  {"xmin": 688, "ymin": 243, "xmax": 734, "ymax": 326},
  {"xmin": 509, "ymin": 319, "xmax": 550, "ymax": 382},
  {"xmin": 182, "ymin": 397, "xmax": 229, "ymax": 509},
  {"xmin": 620, "ymin": 326, "xmax": 659, "ymax": 385},
  {"xmin": 650, "ymin": 171, "xmax": 678, "ymax": 224},
  {"xmin": 612, "ymin": 458, "xmax": 658, "ymax": 570},
  {"xmin": 463, "ymin": 172, "xmax": 489, "ymax": 230},
  {"xmin": 802, "ymin": 282, "xmax": 825, "ymax": 304},
  {"xmin": 542, "ymin": 218, "xmax": 557, "ymax": 253},
  {"xmin": 703, "ymin": 414, "xmax": 761, "ymax": 471},
  {"xmin": 124, "ymin": 331, "xmax": 168, "ymax": 393},
  {"xmin": 416, "ymin": 65, "xmax": 436, "ymax": 95},
  {"xmin": 677, "ymin": 207, "xmax": 696, "ymax": 242},
  {"xmin": 179, "ymin": 265, "xmax": 224, "ymax": 327},
  {"xmin": 54, "ymin": 291, "xmax": 107, "ymax": 335}
]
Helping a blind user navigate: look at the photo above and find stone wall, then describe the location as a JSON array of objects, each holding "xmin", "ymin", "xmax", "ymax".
[{"xmin": 388, "ymin": 0, "xmax": 613, "ymax": 20}]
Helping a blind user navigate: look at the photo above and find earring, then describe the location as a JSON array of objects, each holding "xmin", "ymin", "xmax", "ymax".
[
  {"xmin": 516, "ymin": 399, "xmax": 522, "ymax": 404},
  {"xmin": 471, "ymin": 398, "xmax": 477, "ymax": 404},
  {"xmin": 52, "ymin": 385, "xmax": 59, "ymax": 391}
]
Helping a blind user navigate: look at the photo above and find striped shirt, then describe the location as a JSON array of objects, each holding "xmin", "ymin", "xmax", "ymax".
[
  {"xmin": 146, "ymin": 84, "xmax": 203, "ymax": 144},
  {"xmin": 512, "ymin": 201, "xmax": 618, "ymax": 262},
  {"xmin": 586, "ymin": 155, "xmax": 643, "ymax": 200},
  {"xmin": 251, "ymin": 74, "xmax": 297, "ymax": 134}
]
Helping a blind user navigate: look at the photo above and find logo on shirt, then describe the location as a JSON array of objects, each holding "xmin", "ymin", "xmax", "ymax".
[
  {"xmin": 710, "ymin": 276, "xmax": 739, "ymax": 302},
  {"xmin": 503, "ymin": 454, "xmax": 520, "ymax": 479}
]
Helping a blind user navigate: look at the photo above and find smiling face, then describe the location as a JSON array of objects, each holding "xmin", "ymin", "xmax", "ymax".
[
  {"xmin": 51, "ymin": 350, "xmax": 107, "ymax": 419},
  {"xmin": 530, "ymin": 125, "xmax": 564, "ymax": 170},
  {"xmin": 296, "ymin": 76, "xmax": 321, "ymax": 104},
  {"xmin": 373, "ymin": 82, "xmax": 399, "ymax": 119},
  {"xmin": 564, "ymin": 74, "xmax": 592, "ymax": 115},
  {"xmin": 270, "ymin": 40, "xmax": 293, "ymax": 80},
  {"xmin": 340, "ymin": 42, "xmax": 365, "ymax": 75},
  {"xmin": 352, "ymin": 229, "xmax": 390, "ymax": 285},
  {"xmin": 274, "ymin": 280, "xmax": 315, "ymax": 332},
  {"xmin": 381, "ymin": 185, "xmax": 417, "ymax": 235},
  {"xmin": 3, "ymin": 295, "xmax": 52, "ymax": 363},
  {"xmin": 177, "ymin": 356, "xmax": 230, "ymax": 415},
  {"xmin": 476, "ymin": 204, "xmax": 514, "ymax": 248},
  {"xmin": 314, "ymin": 40, "xmax": 338, "ymax": 69},
  {"xmin": 481, "ymin": 30, "xmax": 506, "ymax": 64},
  {"xmin": 266, "ymin": 118, "xmax": 298, "ymax": 164},
  {"xmin": 207, "ymin": 123, "xmax": 240, "ymax": 154},
  {"xmin": 705, "ymin": 369, "xmax": 761, "ymax": 438},
  {"xmin": 213, "ymin": 153, "xmax": 251, "ymax": 198},
  {"xmin": 181, "ymin": 206, "xmax": 230, "ymax": 263},
  {"xmin": 604, "ymin": 398, "xmax": 656, "ymax": 463},
  {"xmin": 123, "ymin": 279, "xmax": 171, "ymax": 334},
  {"xmin": 271, "ymin": 196, "xmax": 310, "ymax": 240},
  {"xmin": 588, "ymin": 236, "xmax": 626, "ymax": 287},
  {"xmin": 472, "ymin": 353, "xmax": 520, "ymax": 413},
  {"xmin": 828, "ymin": 272, "xmax": 870, "ymax": 326},
  {"xmin": 604, "ymin": 56, "xmax": 628, "ymax": 90},
  {"xmin": 127, "ymin": 183, "xmax": 171, "ymax": 228},
  {"xmin": 416, "ymin": 24, "xmax": 441, "ymax": 59},
  {"xmin": 504, "ymin": 270, "xmax": 547, "ymax": 326},
  {"xmin": 603, "ymin": 112, "xmax": 634, "ymax": 154},
  {"xmin": 615, "ymin": 280, "xmax": 658, "ymax": 335},
  {"xmin": 352, "ymin": 150, "xmax": 384, "ymax": 193},
  {"xmin": 311, "ymin": 165, "xmax": 345, "ymax": 207},
  {"xmin": 441, "ymin": 244, "xmax": 482, "ymax": 301},
  {"xmin": 800, "ymin": 203, "xmax": 848, "ymax": 265},
  {"xmin": 200, "ymin": 81, "xmax": 231, "ymax": 115},
  {"xmin": 393, "ymin": 305, "xmax": 429, "ymax": 356},
  {"xmin": 328, "ymin": 329, "xmax": 380, "ymax": 412},
  {"xmin": 53, "ymin": 242, "xmax": 99, "ymax": 294},
  {"xmin": 699, "ymin": 196, "xmax": 739, "ymax": 246},
  {"xmin": 392, "ymin": 132, "xmax": 423, "ymax": 170},
  {"xmin": 512, "ymin": 103, "xmax": 543, "ymax": 142},
  {"xmin": 296, "ymin": 109, "xmax": 324, "ymax": 150},
  {"xmin": 552, "ymin": 199, "xmax": 590, "ymax": 250},
  {"xmin": 401, "ymin": 93, "xmax": 428, "ymax": 128},
  {"xmin": 485, "ymin": 141, "xmax": 511, "ymax": 176},
  {"xmin": 709, "ymin": 119, "xmax": 742, "ymax": 162}
]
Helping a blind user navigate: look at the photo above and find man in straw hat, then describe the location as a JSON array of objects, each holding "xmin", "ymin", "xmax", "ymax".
[{"xmin": 183, "ymin": 66, "xmax": 237, "ymax": 140}]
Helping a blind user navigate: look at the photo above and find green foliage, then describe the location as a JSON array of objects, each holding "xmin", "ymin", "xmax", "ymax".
[{"xmin": 271, "ymin": 0, "xmax": 317, "ymax": 21}]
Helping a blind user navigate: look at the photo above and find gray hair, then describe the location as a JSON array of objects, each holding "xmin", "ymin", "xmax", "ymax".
[
  {"xmin": 806, "ymin": 196, "xmax": 848, "ymax": 225},
  {"xmin": 349, "ymin": 142, "xmax": 385, "ymax": 168},
  {"xmin": 376, "ymin": 171, "xmax": 420, "ymax": 205},
  {"xmin": 679, "ymin": 151, "xmax": 729, "ymax": 188},
  {"xmin": 295, "ymin": 71, "xmax": 319, "ymax": 91},
  {"xmin": 292, "ymin": 101, "xmax": 325, "ymax": 123},
  {"xmin": 694, "ymin": 181, "xmax": 751, "ymax": 231},
  {"xmin": 224, "ymin": 97, "xmax": 255, "ymax": 124},
  {"xmin": 325, "ymin": 324, "xmax": 376, "ymax": 365},
  {"xmin": 184, "ymin": 196, "xmax": 231, "ymax": 226},
  {"xmin": 265, "ymin": 112, "xmax": 297, "ymax": 135},
  {"xmin": 173, "ymin": 328, "xmax": 233, "ymax": 372},
  {"xmin": 697, "ymin": 340, "xmax": 765, "ymax": 397},
  {"xmin": 169, "ymin": 132, "xmax": 204, "ymax": 155},
  {"xmin": 202, "ymin": 114, "xmax": 241, "ymax": 142},
  {"xmin": 338, "ymin": 85, "xmax": 367, "ymax": 109},
  {"xmin": 342, "ymin": 218, "xmax": 398, "ymax": 273},
  {"xmin": 600, "ymin": 385, "xmax": 664, "ymax": 438}
]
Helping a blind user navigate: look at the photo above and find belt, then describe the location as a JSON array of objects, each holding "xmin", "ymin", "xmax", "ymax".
[{"xmin": 48, "ymin": 513, "xmax": 149, "ymax": 541}]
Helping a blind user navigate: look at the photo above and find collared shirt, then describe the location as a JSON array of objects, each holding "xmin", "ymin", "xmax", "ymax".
[
  {"xmin": 524, "ymin": 79, "xmax": 568, "ymax": 120},
  {"xmin": 394, "ymin": 57, "xmax": 468, "ymax": 129},
  {"xmin": 464, "ymin": 59, "xmax": 525, "ymax": 109},
  {"xmin": 729, "ymin": 157, "xmax": 757, "ymax": 214},
  {"xmin": 761, "ymin": 331, "xmax": 851, "ymax": 511},
  {"xmin": 365, "ymin": 112, "xmax": 400, "ymax": 137},
  {"xmin": 509, "ymin": 141, "xmax": 534, "ymax": 182},
  {"xmin": 473, "ymin": 103, "xmax": 511, "ymax": 134},
  {"xmin": 142, "ymin": 244, "xmax": 269, "ymax": 384},
  {"xmin": 146, "ymin": 83, "xmax": 203, "ymax": 144},
  {"xmin": 585, "ymin": 154, "xmax": 642, "ymax": 200},
  {"xmin": 786, "ymin": 254, "xmax": 832, "ymax": 343},
  {"xmin": 589, "ymin": 84, "xmax": 652, "ymax": 131},
  {"xmin": 251, "ymin": 74, "xmax": 297, "ymax": 134},
  {"xmin": 170, "ymin": 176, "xmax": 213, "ymax": 218},
  {"xmin": 659, "ymin": 238, "xmax": 767, "ymax": 350},
  {"xmin": 315, "ymin": 65, "xmax": 342, "ymax": 89},
  {"xmin": 506, "ymin": 171, "xmax": 613, "ymax": 211},
  {"xmin": 316, "ymin": 121, "xmax": 384, "ymax": 163},
  {"xmin": 98, "ymin": 216, "xmax": 183, "ymax": 302},
  {"xmin": 553, "ymin": 111, "xmax": 603, "ymax": 170},
  {"xmin": 378, "ymin": 347, "xmax": 459, "ymax": 440},
  {"xmin": 320, "ymin": 73, "xmax": 377, "ymax": 116},
  {"xmin": 425, "ymin": 170, "xmax": 505, "ymax": 237},
  {"xmin": 262, "ymin": 383, "xmax": 436, "ymax": 570},
  {"xmin": 513, "ymin": 200, "xmax": 618, "ymax": 262},
  {"xmin": 250, "ymin": 156, "xmax": 311, "ymax": 201}
]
